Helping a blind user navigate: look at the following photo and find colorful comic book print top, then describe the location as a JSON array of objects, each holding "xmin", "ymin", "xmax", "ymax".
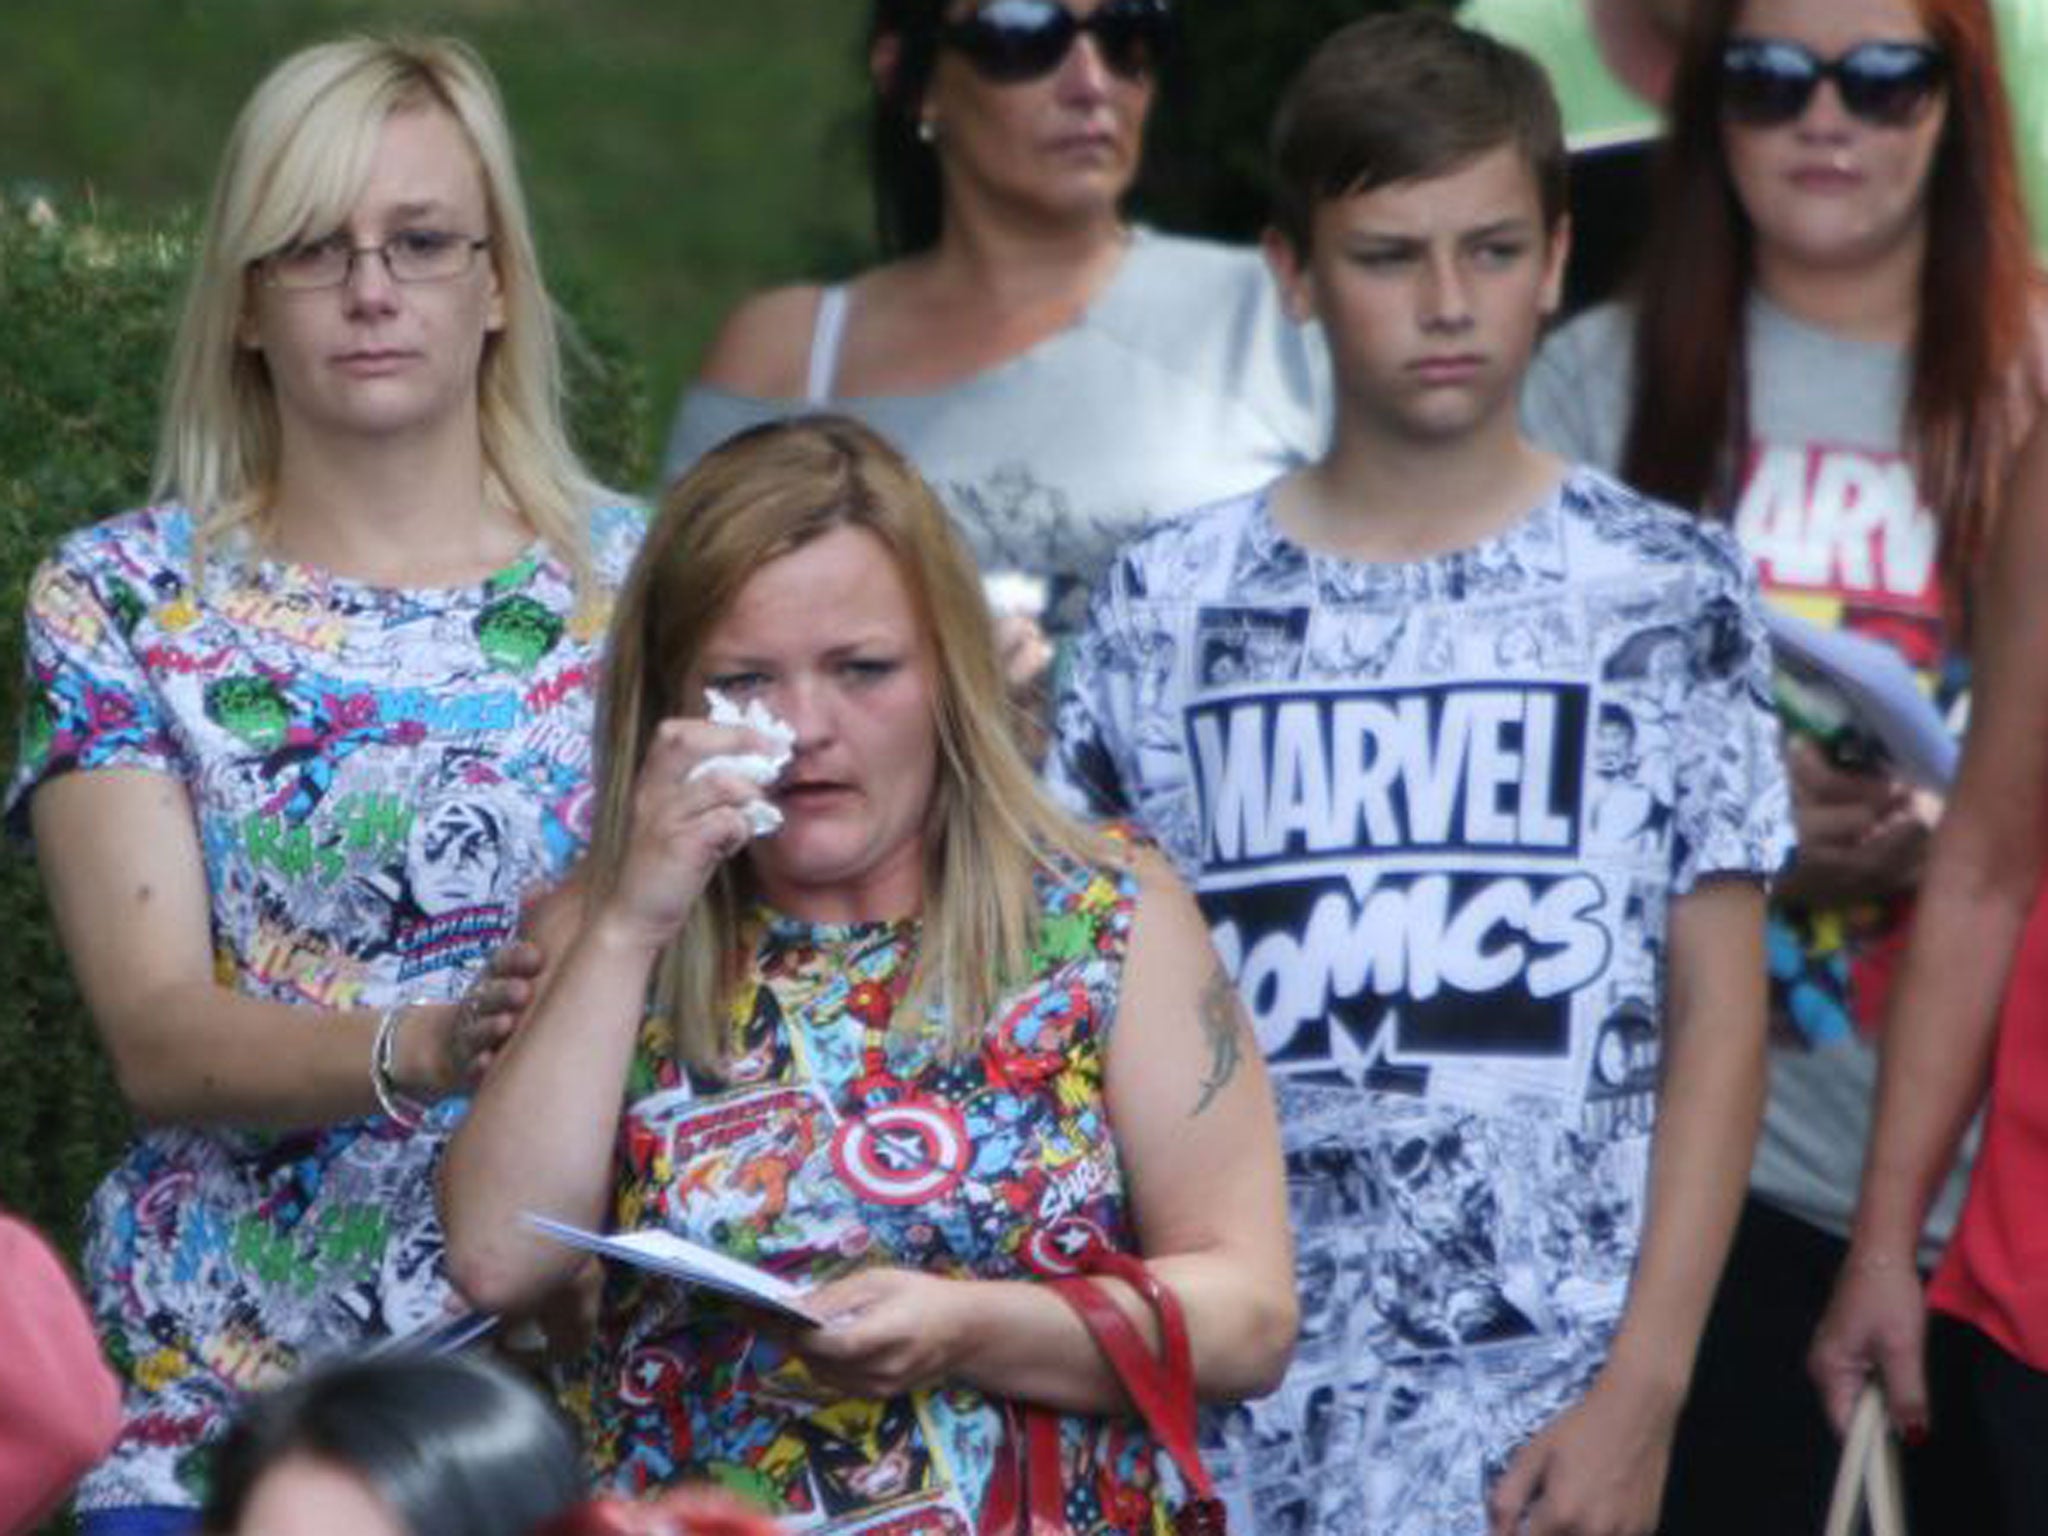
[
  {"xmin": 5, "ymin": 500, "xmax": 645, "ymax": 1511},
  {"xmin": 1731, "ymin": 435, "xmax": 1961, "ymax": 1045},
  {"xmin": 1048, "ymin": 471, "xmax": 1792, "ymax": 1536},
  {"xmin": 581, "ymin": 857, "xmax": 1184, "ymax": 1533}
]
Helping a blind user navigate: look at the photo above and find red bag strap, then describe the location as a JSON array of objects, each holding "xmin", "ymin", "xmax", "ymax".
[
  {"xmin": 1050, "ymin": 1252, "xmax": 1226, "ymax": 1536},
  {"xmin": 1049, "ymin": 1277, "xmax": 1209, "ymax": 1496},
  {"xmin": 980, "ymin": 1401, "xmax": 1070, "ymax": 1536},
  {"xmin": 981, "ymin": 1253, "xmax": 1228, "ymax": 1535}
]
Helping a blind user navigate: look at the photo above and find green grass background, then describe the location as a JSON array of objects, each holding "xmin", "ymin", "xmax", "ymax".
[
  {"xmin": 0, "ymin": 0, "xmax": 1471, "ymax": 469},
  {"xmin": 0, "ymin": 7, "xmax": 1517, "ymax": 1526},
  {"xmin": 0, "ymin": 0, "xmax": 1440, "ymax": 1247},
  {"xmin": 0, "ymin": 0, "xmax": 878, "ymax": 473},
  {"xmin": 2, "ymin": 0, "xmax": 1516, "ymax": 1256}
]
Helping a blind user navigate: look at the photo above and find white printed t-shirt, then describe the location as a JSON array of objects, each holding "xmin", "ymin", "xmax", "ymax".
[{"xmin": 1048, "ymin": 469, "xmax": 1791, "ymax": 1536}]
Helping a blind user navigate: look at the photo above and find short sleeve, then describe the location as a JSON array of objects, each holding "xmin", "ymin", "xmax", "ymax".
[
  {"xmin": 1522, "ymin": 304, "xmax": 1637, "ymax": 475},
  {"xmin": 587, "ymin": 499, "xmax": 652, "ymax": 587},
  {"xmin": 660, "ymin": 386, "xmax": 793, "ymax": 486},
  {"xmin": 1669, "ymin": 531, "xmax": 1795, "ymax": 893},
  {"xmin": 1219, "ymin": 255, "xmax": 1332, "ymax": 465},
  {"xmin": 1046, "ymin": 570, "xmax": 1139, "ymax": 823},
  {"xmin": 6, "ymin": 542, "xmax": 182, "ymax": 832}
]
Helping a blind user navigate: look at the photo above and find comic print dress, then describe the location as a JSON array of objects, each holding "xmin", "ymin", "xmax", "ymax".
[
  {"xmin": 5, "ymin": 501, "xmax": 644, "ymax": 1510},
  {"xmin": 579, "ymin": 857, "xmax": 1189, "ymax": 1534}
]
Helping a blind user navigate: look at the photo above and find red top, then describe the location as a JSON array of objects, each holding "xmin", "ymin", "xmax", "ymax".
[
  {"xmin": 0, "ymin": 1215, "xmax": 121, "ymax": 1533},
  {"xmin": 1929, "ymin": 881, "xmax": 2048, "ymax": 1368}
]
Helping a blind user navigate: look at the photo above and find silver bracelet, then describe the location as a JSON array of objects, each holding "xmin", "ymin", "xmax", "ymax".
[{"xmin": 371, "ymin": 1003, "xmax": 431, "ymax": 1130}]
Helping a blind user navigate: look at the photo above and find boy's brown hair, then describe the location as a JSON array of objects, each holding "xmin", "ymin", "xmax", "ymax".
[{"xmin": 1268, "ymin": 10, "xmax": 1567, "ymax": 255}]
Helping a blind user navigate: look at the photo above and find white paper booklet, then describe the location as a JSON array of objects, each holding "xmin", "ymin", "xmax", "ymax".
[
  {"xmin": 1764, "ymin": 605, "xmax": 1958, "ymax": 789},
  {"xmin": 522, "ymin": 1212, "xmax": 821, "ymax": 1326},
  {"xmin": 367, "ymin": 1308, "xmax": 498, "ymax": 1357}
]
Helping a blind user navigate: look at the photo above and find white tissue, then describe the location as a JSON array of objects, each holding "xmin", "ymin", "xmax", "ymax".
[
  {"xmin": 689, "ymin": 688, "xmax": 795, "ymax": 837},
  {"xmin": 983, "ymin": 569, "xmax": 1049, "ymax": 620}
]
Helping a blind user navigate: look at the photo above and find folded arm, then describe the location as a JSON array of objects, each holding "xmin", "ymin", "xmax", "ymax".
[
  {"xmin": 30, "ymin": 769, "xmax": 478, "ymax": 1128},
  {"xmin": 795, "ymin": 847, "xmax": 1297, "ymax": 1414}
]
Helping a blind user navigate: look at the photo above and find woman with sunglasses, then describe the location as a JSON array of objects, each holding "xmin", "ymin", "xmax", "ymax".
[
  {"xmin": 663, "ymin": 0, "xmax": 1327, "ymax": 645},
  {"xmin": 5, "ymin": 37, "xmax": 639, "ymax": 1534},
  {"xmin": 1523, "ymin": 0, "xmax": 2040, "ymax": 1530}
]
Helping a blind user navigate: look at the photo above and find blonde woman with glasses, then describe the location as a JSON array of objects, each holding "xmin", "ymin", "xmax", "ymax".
[{"xmin": 5, "ymin": 36, "xmax": 641, "ymax": 1533}]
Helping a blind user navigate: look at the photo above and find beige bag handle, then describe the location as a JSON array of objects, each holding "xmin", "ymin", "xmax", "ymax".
[{"xmin": 1823, "ymin": 1382, "xmax": 1909, "ymax": 1536}]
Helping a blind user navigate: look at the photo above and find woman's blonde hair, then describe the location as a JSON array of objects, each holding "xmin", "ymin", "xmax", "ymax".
[
  {"xmin": 154, "ymin": 34, "xmax": 600, "ymax": 583},
  {"xmin": 591, "ymin": 415, "xmax": 1109, "ymax": 1068}
]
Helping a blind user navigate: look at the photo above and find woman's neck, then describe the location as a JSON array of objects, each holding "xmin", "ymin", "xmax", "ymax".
[
  {"xmin": 1753, "ymin": 233, "xmax": 1925, "ymax": 348},
  {"xmin": 838, "ymin": 207, "xmax": 1131, "ymax": 395},
  {"xmin": 918, "ymin": 195, "xmax": 1130, "ymax": 316},
  {"xmin": 266, "ymin": 417, "xmax": 523, "ymax": 586},
  {"xmin": 752, "ymin": 850, "xmax": 926, "ymax": 929}
]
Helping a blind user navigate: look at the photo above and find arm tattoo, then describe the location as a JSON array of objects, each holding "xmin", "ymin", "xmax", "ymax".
[{"xmin": 1193, "ymin": 964, "xmax": 1247, "ymax": 1116}]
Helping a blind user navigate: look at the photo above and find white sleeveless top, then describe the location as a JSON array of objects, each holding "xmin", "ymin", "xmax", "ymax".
[
  {"xmin": 805, "ymin": 284, "xmax": 852, "ymax": 405},
  {"xmin": 666, "ymin": 230, "xmax": 1331, "ymax": 635}
]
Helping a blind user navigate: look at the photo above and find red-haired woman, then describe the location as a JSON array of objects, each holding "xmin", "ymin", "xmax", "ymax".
[{"xmin": 1523, "ymin": 0, "xmax": 2041, "ymax": 1529}]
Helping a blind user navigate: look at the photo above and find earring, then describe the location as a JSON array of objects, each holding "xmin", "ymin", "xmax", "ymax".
[{"xmin": 916, "ymin": 116, "xmax": 938, "ymax": 145}]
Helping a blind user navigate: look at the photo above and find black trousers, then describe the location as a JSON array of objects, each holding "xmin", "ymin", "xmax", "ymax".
[
  {"xmin": 1657, "ymin": 1196, "xmax": 2002, "ymax": 1534},
  {"xmin": 1946, "ymin": 1312, "xmax": 2048, "ymax": 1534}
]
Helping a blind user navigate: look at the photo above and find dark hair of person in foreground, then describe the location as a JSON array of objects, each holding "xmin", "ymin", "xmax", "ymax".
[{"xmin": 201, "ymin": 1352, "xmax": 583, "ymax": 1536}]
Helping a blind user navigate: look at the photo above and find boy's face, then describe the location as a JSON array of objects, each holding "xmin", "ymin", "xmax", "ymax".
[{"xmin": 1266, "ymin": 142, "xmax": 1566, "ymax": 449}]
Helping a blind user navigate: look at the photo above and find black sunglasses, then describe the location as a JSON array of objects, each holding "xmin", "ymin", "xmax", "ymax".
[
  {"xmin": 1720, "ymin": 37, "xmax": 1947, "ymax": 128},
  {"xmin": 940, "ymin": 0, "xmax": 1173, "ymax": 85}
]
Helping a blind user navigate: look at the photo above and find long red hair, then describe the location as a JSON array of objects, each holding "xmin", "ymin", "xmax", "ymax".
[{"xmin": 1619, "ymin": 0, "xmax": 2035, "ymax": 620}]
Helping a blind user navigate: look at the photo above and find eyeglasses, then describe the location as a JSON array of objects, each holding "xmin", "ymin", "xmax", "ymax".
[
  {"xmin": 939, "ymin": 0, "xmax": 1173, "ymax": 85},
  {"xmin": 260, "ymin": 230, "xmax": 492, "ymax": 290},
  {"xmin": 1719, "ymin": 37, "xmax": 1947, "ymax": 129}
]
